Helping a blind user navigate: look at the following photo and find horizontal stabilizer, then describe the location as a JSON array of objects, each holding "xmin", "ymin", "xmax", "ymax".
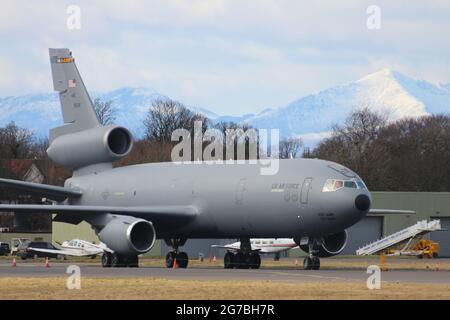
[
  {"xmin": 369, "ymin": 209, "xmax": 415, "ymax": 215},
  {"xmin": 0, "ymin": 204, "xmax": 198, "ymax": 221},
  {"xmin": 0, "ymin": 178, "xmax": 82, "ymax": 201}
]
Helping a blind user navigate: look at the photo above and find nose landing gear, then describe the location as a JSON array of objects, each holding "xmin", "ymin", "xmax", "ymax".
[{"xmin": 302, "ymin": 238, "xmax": 321, "ymax": 270}]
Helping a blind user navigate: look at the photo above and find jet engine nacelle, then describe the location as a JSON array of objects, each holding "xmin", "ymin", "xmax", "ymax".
[
  {"xmin": 98, "ymin": 216, "xmax": 156, "ymax": 255},
  {"xmin": 298, "ymin": 230, "xmax": 348, "ymax": 258},
  {"xmin": 47, "ymin": 125, "xmax": 133, "ymax": 169}
]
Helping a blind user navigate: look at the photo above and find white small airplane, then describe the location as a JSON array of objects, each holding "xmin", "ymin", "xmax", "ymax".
[
  {"xmin": 29, "ymin": 239, "xmax": 112, "ymax": 258},
  {"xmin": 212, "ymin": 238, "xmax": 298, "ymax": 255}
]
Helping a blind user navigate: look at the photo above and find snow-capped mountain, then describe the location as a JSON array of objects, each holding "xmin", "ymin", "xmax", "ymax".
[
  {"xmin": 0, "ymin": 87, "xmax": 218, "ymax": 138},
  {"xmin": 0, "ymin": 69, "xmax": 449, "ymax": 146},
  {"xmin": 228, "ymin": 68, "xmax": 450, "ymax": 143}
]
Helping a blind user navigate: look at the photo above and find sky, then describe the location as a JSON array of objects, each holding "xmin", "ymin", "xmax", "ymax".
[{"xmin": 0, "ymin": 0, "xmax": 449, "ymax": 115}]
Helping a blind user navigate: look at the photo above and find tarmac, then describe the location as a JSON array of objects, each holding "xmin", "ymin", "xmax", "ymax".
[{"xmin": 0, "ymin": 261, "xmax": 448, "ymax": 285}]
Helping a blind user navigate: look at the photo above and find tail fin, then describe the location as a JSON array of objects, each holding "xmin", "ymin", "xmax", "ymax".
[{"xmin": 49, "ymin": 48, "xmax": 99, "ymax": 142}]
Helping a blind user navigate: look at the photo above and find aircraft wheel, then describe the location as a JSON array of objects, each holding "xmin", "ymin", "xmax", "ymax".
[
  {"xmin": 234, "ymin": 252, "xmax": 244, "ymax": 269},
  {"xmin": 312, "ymin": 257, "xmax": 320, "ymax": 270},
  {"xmin": 224, "ymin": 252, "xmax": 234, "ymax": 269},
  {"xmin": 177, "ymin": 252, "xmax": 189, "ymax": 268},
  {"xmin": 303, "ymin": 257, "xmax": 313, "ymax": 270},
  {"xmin": 165, "ymin": 251, "xmax": 177, "ymax": 268},
  {"xmin": 102, "ymin": 252, "xmax": 111, "ymax": 268},
  {"xmin": 249, "ymin": 253, "xmax": 261, "ymax": 269},
  {"xmin": 111, "ymin": 253, "xmax": 124, "ymax": 268},
  {"xmin": 242, "ymin": 253, "xmax": 252, "ymax": 269},
  {"xmin": 127, "ymin": 255, "xmax": 139, "ymax": 268}
]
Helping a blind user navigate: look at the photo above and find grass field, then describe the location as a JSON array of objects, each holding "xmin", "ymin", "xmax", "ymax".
[{"xmin": 0, "ymin": 277, "xmax": 449, "ymax": 300}]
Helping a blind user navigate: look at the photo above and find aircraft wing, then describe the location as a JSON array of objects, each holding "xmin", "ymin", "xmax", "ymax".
[
  {"xmin": 211, "ymin": 244, "xmax": 261, "ymax": 252},
  {"xmin": 0, "ymin": 178, "xmax": 82, "ymax": 202},
  {"xmin": 369, "ymin": 209, "xmax": 415, "ymax": 215},
  {"xmin": 0, "ymin": 204, "xmax": 198, "ymax": 222},
  {"xmin": 211, "ymin": 244, "xmax": 235, "ymax": 250},
  {"xmin": 28, "ymin": 247, "xmax": 101, "ymax": 257}
]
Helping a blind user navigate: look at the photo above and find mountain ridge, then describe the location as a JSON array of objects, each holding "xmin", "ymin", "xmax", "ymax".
[{"xmin": 1, "ymin": 69, "xmax": 448, "ymax": 146}]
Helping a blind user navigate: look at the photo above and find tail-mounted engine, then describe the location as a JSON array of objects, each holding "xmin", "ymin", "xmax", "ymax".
[{"xmin": 47, "ymin": 125, "xmax": 133, "ymax": 169}]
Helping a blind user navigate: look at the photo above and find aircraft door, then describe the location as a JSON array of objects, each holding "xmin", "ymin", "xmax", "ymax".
[{"xmin": 300, "ymin": 178, "xmax": 312, "ymax": 204}]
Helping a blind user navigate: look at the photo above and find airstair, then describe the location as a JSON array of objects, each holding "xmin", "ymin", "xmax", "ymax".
[{"xmin": 356, "ymin": 220, "xmax": 442, "ymax": 256}]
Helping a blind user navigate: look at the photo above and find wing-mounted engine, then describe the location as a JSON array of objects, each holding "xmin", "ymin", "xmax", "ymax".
[
  {"xmin": 297, "ymin": 230, "xmax": 348, "ymax": 258},
  {"xmin": 98, "ymin": 216, "xmax": 156, "ymax": 255},
  {"xmin": 47, "ymin": 125, "xmax": 133, "ymax": 169}
]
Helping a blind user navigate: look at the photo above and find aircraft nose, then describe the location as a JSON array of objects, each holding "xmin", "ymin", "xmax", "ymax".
[{"xmin": 355, "ymin": 194, "xmax": 371, "ymax": 211}]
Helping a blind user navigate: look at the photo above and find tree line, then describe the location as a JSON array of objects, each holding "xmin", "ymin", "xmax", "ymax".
[
  {"xmin": 311, "ymin": 108, "xmax": 450, "ymax": 191},
  {"xmin": 1, "ymin": 99, "xmax": 449, "ymax": 192}
]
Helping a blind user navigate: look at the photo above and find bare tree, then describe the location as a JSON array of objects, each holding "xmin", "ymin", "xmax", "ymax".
[
  {"xmin": 0, "ymin": 122, "xmax": 35, "ymax": 159},
  {"xmin": 144, "ymin": 99, "xmax": 208, "ymax": 143},
  {"xmin": 93, "ymin": 98, "xmax": 116, "ymax": 126},
  {"xmin": 313, "ymin": 108, "xmax": 388, "ymax": 189},
  {"xmin": 31, "ymin": 137, "xmax": 49, "ymax": 160},
  {"xmin": 279, "ymin": 137, "xmax": 303, "ymax": 159}
]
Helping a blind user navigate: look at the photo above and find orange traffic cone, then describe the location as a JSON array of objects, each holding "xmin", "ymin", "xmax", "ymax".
[
  {"xmin": 12, "ymin": 258, "xmax": 17, "ymax": 267},
  {"xmin": 44, "ymin": 257, "xmax": 50, "ymax": 268},
  {"xmin": 172, "ymin": 257, "xmax": 177, "ymax": 269}
]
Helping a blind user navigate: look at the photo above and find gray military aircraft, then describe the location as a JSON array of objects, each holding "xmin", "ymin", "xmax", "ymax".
[{"xmin": 0, "ymin": 48, "xmax": 413, "ymax": 270}]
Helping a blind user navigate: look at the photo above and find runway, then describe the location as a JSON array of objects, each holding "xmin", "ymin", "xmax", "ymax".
[{"xmin": 0, "ymin": 262, "xmax": 448, "ymax": 285}]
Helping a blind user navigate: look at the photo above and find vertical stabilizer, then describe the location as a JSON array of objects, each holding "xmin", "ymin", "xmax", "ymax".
[{"xmin": 49, "ymin": 48, "xmax": 100, "ymax": 142}]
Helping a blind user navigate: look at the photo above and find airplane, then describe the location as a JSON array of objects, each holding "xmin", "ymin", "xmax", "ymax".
[
  {"xmin": 0, "ymin": 48, "xmax": 414, "ymax": 269},
  {"xmin": 212, "ymin": 238, "xmax": 298, "ymax": 266},
  {"xmin": 29, "ymin": 239, "xmax": 111, "ymax": 259}
]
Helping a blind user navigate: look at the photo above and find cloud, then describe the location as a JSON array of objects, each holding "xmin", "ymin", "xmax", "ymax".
[{"xmin": 0, "ymin": 0, "xmax": 449, "ymax": 115}]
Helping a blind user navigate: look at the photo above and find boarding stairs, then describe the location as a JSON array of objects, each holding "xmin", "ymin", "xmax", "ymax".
[{"xmin": 356, "ymin": 220, "xmax": 442, "ymax": 256}]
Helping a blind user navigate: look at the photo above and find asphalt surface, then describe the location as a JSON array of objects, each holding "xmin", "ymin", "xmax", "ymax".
[{"xmin": 0, "ymin": 262, "xmax": 448, "ymax": 284}]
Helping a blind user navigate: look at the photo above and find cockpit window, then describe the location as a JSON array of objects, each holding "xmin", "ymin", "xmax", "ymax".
[
  {"xmin": 344, "ymin": 181, "xmax": 357, "ymax": 188},
  {"xmin": 323, "ymin": 179, "xmax": 366, "ymax": 192},
  {"xmin": 356, "ymin": 180, "xmax": 367, "ymax": 189}
]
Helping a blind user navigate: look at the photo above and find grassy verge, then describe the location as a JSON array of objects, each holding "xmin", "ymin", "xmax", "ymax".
[{"xmin": 1, "ymin": 277, "xmax": 449, "ymax": 300}]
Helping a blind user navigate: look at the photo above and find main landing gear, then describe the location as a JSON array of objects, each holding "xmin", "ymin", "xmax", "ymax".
[
  {"xmin": 223, "ymin": 238, "xmax": 261, "ymax": 269},
  {"xmin": 302, "ymin": 238, "xmax": 320, "ymax": 270},
  {"xmin": 101, "ymin": 252, "xmax": 139, "ymax": 268},
  {"xmin": 165, "ymin": 238, "xmax": 189, "ymax": 268}
]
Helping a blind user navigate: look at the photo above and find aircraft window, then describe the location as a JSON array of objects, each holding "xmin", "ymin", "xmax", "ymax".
[
  {"xmin": 356, "ymin": 180, "xmax": 367, "ymax": 189},
  {"xmin": 322, "ymin": 179, "xmax": 335, "ymax": 192},
  {"xmin": 334, "ymin": 180, "xmax": 343, "ymax": 189},
  {"xmin": 344, "ymin": 181, "xmax": 357, "ymax": 188},
  {"xmin": 323, "ymin": 179, "xmax": 362, "ymax": 192}
]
